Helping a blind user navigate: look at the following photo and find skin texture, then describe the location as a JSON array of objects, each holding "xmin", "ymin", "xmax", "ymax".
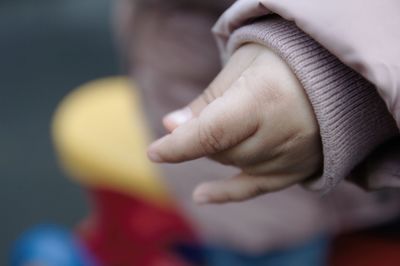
[{"xmin": 148, "ymin": 43, "xmax": 323, "ymax": 204}]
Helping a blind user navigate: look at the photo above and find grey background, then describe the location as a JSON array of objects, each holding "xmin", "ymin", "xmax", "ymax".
[{"xmin": 0, "ymin": 0, "xmax": 119, "ymax": 263}]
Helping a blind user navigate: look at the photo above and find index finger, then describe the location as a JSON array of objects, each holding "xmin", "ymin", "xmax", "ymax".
[{"xmin": 147, "ymin": 81, "xmax": 259, "ymax": 163}]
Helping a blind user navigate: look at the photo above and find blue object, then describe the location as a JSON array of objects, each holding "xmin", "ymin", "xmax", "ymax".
[
  {"xmin": 10, "ymin": 224, "xmax": 95, "ymax": 266},
  {"xmin": 176, "ymin": 234, "xmax": 330, "ymax": 266},
  {"xmin": 204, "ymin": 235, "xmax": 330, "ymax": 266}
]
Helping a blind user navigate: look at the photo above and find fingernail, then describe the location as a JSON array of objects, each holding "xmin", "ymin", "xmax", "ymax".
[
  {"xmin": 147, "ymin": 149, "xmax": 163, "ymax": 163},
  {"xmin": 164, "ymin": 107, "xmax": 193, "ymax": 127},
  {"xmin": 147, "ymin": 138, "xmax": 165, "ymax": 163},
  {"xmin": 194, "ymin": 193, "xmax": 210, "ymax": 205}
]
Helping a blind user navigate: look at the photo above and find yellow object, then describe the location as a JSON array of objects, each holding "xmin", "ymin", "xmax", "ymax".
[{"xmin": 52, "ymin": 77, "xmax": 170, "ymax": 205}]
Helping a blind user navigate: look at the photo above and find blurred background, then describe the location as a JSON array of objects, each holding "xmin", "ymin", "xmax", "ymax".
[
  {"xmin": 2, "ymin": 1, "xmax": 400, "ymax": 266},
  {"xmin": 0, "ymin": 0, "xmax": 118, "ymax": 263}
]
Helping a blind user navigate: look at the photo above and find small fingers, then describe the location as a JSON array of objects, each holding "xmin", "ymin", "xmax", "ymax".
[
  {"xmin": 148, "ymin": 80, "xmax": 259, "ymax": 163},
  {"xmin": 163, "ymin": 44, "xmax": 263, "ymax": 132},
  {"xmin": 193, "ymin": 173, "xmax": 300, "ymax": 204}
]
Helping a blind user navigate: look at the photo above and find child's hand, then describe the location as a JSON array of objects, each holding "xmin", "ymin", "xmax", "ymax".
[{"xmin": 148, "ymin": 44, "xmax": 323, "ymax": 204}]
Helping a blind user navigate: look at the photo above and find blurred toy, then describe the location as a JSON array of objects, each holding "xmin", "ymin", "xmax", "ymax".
[
  {"xmin": 10, "ymin": 224, "xmax": 95, "ymax": 266},
  {"xmin": 51, "ymin": 77, "xmax": 199, "ymax": 266},
  {"xmin": 329, "ymin": 230, "xmax": 400, "ymax": 266}
]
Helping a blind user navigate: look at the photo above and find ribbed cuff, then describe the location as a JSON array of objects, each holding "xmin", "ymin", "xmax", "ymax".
[{"xmin": 226, "ymin": 16, "xmax": 398, "ymax": 193}]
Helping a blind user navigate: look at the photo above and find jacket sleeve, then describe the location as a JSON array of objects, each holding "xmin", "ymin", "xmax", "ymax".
[
  {"xmin": 213, "ymin": 1, "xmax": 400, "ymax": 193},
  {"xmin": 214, "ymin": 0, "xmax": 400, "ymax": 125}
]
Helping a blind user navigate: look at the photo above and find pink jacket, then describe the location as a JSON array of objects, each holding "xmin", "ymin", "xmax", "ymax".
[{"xmin": 213, "ymin": 0, "xmax": 400, "ymax": 193}]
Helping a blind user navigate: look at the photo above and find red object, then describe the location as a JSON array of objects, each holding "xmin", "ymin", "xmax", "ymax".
[
  {"xmin": 330, "ymin": 233, "xmax": 400, "ymax": 266},
  {"xmin": 77, "ymin": 188, "xmax": 198, "ymax": 266}
]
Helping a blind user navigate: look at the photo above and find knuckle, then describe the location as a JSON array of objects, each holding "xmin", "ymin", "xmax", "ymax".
[
  {"xmin": 242, "ymin": 71, "xmax": 285, "ymax": 105},
  {"xmin": 250, "ymin": 182, "xmax": 269, "ymax": 197},
  {"xmin": 281, "ymin": 132, "xmax": 304, "ymax": 151},
  {"xmin": 278, "ymin": 131, "xmax": 312, "ymax": 154},
  {"xmin": 259, "ymin": 81, "xmax": 284, "ymax": 104},
  {"xmin": 198, "ymin": 121, "xmax": 226, "ymax": 154},
  {"xmin": 200, "ymin": 86, "xmax": 218, "ymax": 105}
]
